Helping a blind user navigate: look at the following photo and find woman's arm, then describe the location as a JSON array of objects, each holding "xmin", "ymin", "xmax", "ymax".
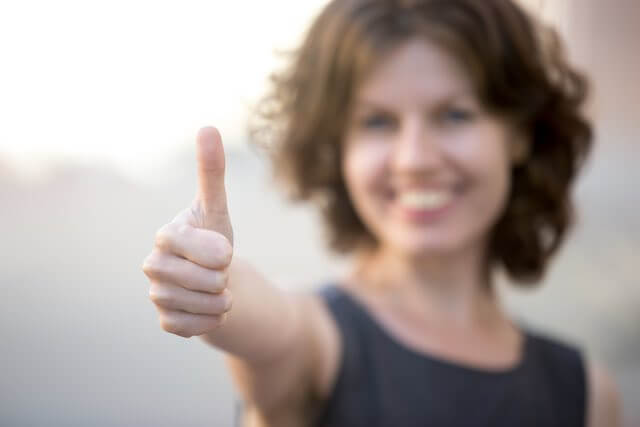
[
  {"xmin": 587, "ymin": 360, "xmax": 622, "ymax": 427},
  {"xmin": 142, "ymin": 127, "xmax": 335, "ymax": 423},
  {"xmin": 216, "ymin": 271, "xmax": 339, "ymax": 425},
  {"xmin": 198, "ymin": 257, "xmax": 303, "ymax": 364}
]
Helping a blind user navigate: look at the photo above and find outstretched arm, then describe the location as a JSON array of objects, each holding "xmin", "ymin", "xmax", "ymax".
[{"xmin": 142, "ymin": 127, "xmax": 335, "ymax": 424}]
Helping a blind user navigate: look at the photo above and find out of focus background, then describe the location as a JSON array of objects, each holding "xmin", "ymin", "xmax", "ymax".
[{"xmin": 0, "ymin": 0, "xmax": 638, "ymax": 426}]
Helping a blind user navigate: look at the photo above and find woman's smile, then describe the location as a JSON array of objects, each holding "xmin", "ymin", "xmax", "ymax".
[{"xmin": 393, "ymin": 186, "xmax": 459, "ymax": 224}]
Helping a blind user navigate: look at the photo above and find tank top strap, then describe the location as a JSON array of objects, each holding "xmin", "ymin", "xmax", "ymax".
[
  {"xmin": 524, "ymin": 330, "xmax": 588, "ymax": 426},
  {"xmin": 316, "ymin": 285, "xmax": 380, "ymax": 427}
]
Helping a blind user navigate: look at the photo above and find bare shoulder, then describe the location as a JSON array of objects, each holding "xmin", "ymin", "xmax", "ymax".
[{"xmin": 586, "ymin": 359, "xmax": 622, "ymax": 427}]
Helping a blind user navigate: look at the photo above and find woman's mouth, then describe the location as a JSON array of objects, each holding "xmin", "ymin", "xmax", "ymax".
[{"xmin": 395, "ymin": 188, "xmax": 457, "ymax": 223}]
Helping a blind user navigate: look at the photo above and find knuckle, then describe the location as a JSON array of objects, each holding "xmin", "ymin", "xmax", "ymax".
[
  {"xmin": 154, "ymin": 225, "xmax": 171, "ymax": 251},
  {"xmin": 160, "ymin": 316, "xmax": 188, "ymax": 337},
  {"xmin": 142, "ymin": 253, "xmax": 162, "ymax": 277},
  {"xmin": 148, "ymin": 284, "xmax": 158, "ymax": 303},
  {"xmin": 176, "ymin": 223, "xmax": 192, "ymax": 238},
  {"xmin": 177, "ymin": 330, "xmax": 193, "ymax": 339},
  {"xmin": 222, "ymin": 269, "xmax": 230, "ymax": 286},
  {"xmin": 222, "ymin": 240, "xmax": 234, "ymax": 264},
  {"xmin": 209, "ymin": 270, "xmax": 228, "ymax": 293},
  {"xmin": 155, "ymin": 223, "xmax": 180, "ymax": 251},
  {"xmin": 205, "ymin": 290, "xmax": 232, "ymax": 315},
  {"xmin": 214, "ymin": 234, "xmax": 233, "ymax": 265},
  {"xmin": 142, "ymin": 255, "xmax": 153, "ymax": 276},
  {"xmin": 148, "ymin": 285, "xmax": 161, "ymax": 303},
  {"xmin": 159, "ymin": 316, "xmax": 174, "ymax": 333},
  {"xmin": 149, "ymin": 287, "xmax": 174, "ymax": 308},
  {"xmin": 222, "ymin": 289, "xmax": 233, "ymax": 312}
]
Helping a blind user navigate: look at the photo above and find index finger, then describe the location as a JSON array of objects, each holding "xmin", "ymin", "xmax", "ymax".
[{"xmin": 155, "ymin": 222, "xmax": 233, "ymax": 269}]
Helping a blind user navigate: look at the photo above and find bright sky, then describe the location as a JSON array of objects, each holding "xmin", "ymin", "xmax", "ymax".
[{"xmin": 0, "ymin": 0, "xmax": 328, "ymax": 181}]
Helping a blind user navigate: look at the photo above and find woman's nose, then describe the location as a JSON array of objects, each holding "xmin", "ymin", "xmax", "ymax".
[{"xmin": 391, "ymin": 117, "xmax": 444, "ymax": 173}]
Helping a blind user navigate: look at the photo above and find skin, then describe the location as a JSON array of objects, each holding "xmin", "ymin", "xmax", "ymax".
[
  {"xmin": 142, "ymin": 38, "xmax": 621, "ymax": 427},
  {"xmin": 338, "ymin": 38, "xmax": 525, "ymax": 370}
]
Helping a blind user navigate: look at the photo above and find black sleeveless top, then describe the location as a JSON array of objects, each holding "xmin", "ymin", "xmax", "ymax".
[{"xmin": 315, "ymin": 286, "xmax": 587, "ymax": 427}]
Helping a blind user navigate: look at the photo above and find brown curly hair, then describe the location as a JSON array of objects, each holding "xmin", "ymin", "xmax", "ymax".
[{"xmin": 249, "ymin": 0, "xmax": 592, "ymax": 285}]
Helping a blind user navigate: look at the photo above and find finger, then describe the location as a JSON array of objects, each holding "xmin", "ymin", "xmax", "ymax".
[
  {"xmin": 196, "ymin": 127, "xmax": 229, "ymax": 222},
  {"xmin": 157, "ymin": 307, "xmax": 226, "ymax": 338},
  {"xmin": 153, "ymin": 223, "xmax": 232, "ymax": 270},
  {"xmin": 150, "ymin": 283, "xmax": 232, "ymax": 316},
  {"xmin": 143, "ymin": 251, "xmax": 229, "ymax": 293}
]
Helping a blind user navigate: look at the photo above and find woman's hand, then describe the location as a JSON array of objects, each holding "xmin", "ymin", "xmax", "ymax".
[
  {"xmin": 140, "ymin": 128, "xmax": 336, "ymax": 424},
  {"xmin": 142, "ymin": 127, "xmax": 234, "ymax": 338}
]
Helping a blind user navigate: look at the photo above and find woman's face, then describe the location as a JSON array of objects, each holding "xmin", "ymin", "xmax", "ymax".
[{"xmin": 342, "ymin": 38, "xmax": 524, "ymax": 259}]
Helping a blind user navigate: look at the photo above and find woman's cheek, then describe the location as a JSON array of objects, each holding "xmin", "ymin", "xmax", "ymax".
[
  {"xmin": 342, "ymin": 136, "xmax": 394, "ymax": 232},
  {"xmin": 344, "ymin": 137, "xmax": 391, "ymax": 185}
]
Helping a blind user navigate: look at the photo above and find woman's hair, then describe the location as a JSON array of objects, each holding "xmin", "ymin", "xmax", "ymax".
[{"xmin": 249, "ymin": 0, "xmax": 593, "ymax": 285}]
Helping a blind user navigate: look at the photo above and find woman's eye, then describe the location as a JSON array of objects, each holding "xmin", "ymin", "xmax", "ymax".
[
  {"xmin": 360, "ymin": 114, "xmax": 394, "ymax": 130},
  {"xmin": 441, "ymin": 108, "xmax": 474, "ymax": 124}
]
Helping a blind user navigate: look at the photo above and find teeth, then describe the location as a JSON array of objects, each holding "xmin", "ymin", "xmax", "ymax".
[{"xmin": 399, "ymin": 190, "xmax": 451, "ymax": 210}]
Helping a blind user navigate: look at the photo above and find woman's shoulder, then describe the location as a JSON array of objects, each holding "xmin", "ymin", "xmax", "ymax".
[
  {"xmin": 520, "ymin": 328, "xmax": 621, "ymax": 427},
  {"xmin": 514, "ymin": 327, "xmax": 587, "ymax": 397},
  {"xmin": 585, "ymin": 359, "xmax": 621, "ymax": 427},
  {"xmin": 523, "ymin": 328, "xmax": 585, "ymax": 368}
]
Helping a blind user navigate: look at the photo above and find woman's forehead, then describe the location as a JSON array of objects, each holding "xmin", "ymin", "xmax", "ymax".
[{"xmin": 353, "ymin": 38, "xmax": 477, "ymax": 108}]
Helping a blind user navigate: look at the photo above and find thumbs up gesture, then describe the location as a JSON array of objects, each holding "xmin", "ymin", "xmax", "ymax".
[{"xmin": 143, "ymin": 127, "xmax": 234, "ymax": 338}]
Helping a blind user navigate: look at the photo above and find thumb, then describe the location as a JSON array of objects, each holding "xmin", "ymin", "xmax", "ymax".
[{"xmin": 194, "ymin": 126, "xmax": 233, "ymax": 244}]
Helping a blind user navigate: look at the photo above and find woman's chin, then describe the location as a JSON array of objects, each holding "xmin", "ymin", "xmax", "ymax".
[{"xmin": 390, "ymin": 236, "xmax": 465, "ymax": 260}]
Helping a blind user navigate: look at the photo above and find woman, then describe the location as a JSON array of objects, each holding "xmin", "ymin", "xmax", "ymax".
[{"xmin": 142, "ymin": 0, "xmax": 621, "ymax": 425}]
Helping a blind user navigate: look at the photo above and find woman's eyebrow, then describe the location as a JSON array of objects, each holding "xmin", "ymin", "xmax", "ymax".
[{"xmin": 354, "ymin": 92, "xmax": 474, "ymax": 110}]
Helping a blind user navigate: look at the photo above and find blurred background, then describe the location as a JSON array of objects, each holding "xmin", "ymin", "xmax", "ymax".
[{"xmin": 0, "ymin": 0, "xmax": 638, "ymax": 426}]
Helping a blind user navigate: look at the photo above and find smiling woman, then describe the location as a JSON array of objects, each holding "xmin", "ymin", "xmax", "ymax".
[
  {"xmin": 141, "ymin": 1, "xmax": 621, "ymax": 427},
  {"xmin": 0, "ymin": 1, "xmax": 635, "ymax": 426},
  {"xmin": 341, "ymin": 38, "xmax": 524, "ymax": 264},
  {"xmin": 253, "ymin": 0, "xmax": 590, "ymax": 285}
]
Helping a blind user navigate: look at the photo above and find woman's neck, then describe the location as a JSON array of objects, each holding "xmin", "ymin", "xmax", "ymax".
[{"xmin": 347, "ymin": 242, "xmax": 504, "ymax": 329}]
